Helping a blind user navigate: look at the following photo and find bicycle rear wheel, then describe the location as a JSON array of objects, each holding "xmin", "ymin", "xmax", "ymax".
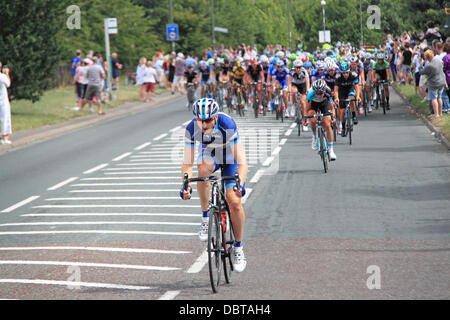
[
  {"xmin": 318, "ymin": 128, "xmax": 328, "ymax": 173},
  {"xmin": 208, "ymin": 210, "xmax": 222, "ymax": 293},
  {"xmin": 347, "ymin": 109, "xmax": 352, "ymax": 145}
]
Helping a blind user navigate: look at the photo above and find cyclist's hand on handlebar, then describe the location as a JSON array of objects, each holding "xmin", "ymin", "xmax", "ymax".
[
  {"xmin": 233, "ymin": 183, "xmax": 246, "ymax": 198},
  {"xmin": 179, "ymin": 186, "xmax": 192, "ymax": 200}
]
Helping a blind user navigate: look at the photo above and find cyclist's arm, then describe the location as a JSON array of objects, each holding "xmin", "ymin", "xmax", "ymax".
[
  {"xmin": 232, "ymin": 141, "xmax": 248, "ymax": 186},
  {"xmin": 260, "ymin": 70, "xmax": 265, "ymax": 85},
  {"xmin": 305, "ymin": 75, "xmax": 310, "ymax": 92}
]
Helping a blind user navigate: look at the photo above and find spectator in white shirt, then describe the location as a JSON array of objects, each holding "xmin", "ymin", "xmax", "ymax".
[
  {"xmin": 0, "ymin": 62, "xmax": 12, "ymax": 144},
  {"xmin": 142, "ymin": 61, "xmax": 158, "ymax": 103},
  {"xmin": 136, "ymin": 57, "xmax": 147, "ymax": 102}
]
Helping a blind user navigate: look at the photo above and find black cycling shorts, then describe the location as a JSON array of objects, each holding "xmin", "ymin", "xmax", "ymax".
[
  {"xmin": 309, "ymin": 101, "xmax": 332, "ymax": 115},
  {"xmin": 293, "ymin": 83, "xmax": 307, "ymax": 95}
]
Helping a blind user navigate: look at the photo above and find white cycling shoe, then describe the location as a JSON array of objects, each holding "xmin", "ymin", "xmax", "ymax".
[
  {"xmin": 311, "ymin": 136, "xmax": 318, "ymax": 150},
  {"xmin": 198, "ymin": 221, "xmax": 208, "ymax": 242},
  {"xmin": 329, "ymin": 148, "xmax": 337, "ymax": 161},
  {"xmin": 233, "ymin": 246, "xmax": 247, "ymax": 272}
]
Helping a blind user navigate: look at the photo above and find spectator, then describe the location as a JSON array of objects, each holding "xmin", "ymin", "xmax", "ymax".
[
  {"xmin": 185, "ymin": 53, "xmax": 197, "ymax": 69},
  {"xmin": 111, "ymin": 52, "xmax": 123, "ymax": 91},
  {"xmin": 154, "ymin": 55, "xmax": 164, "ymax": 89},
  {"xmin": 71, "ymin": 49, "xmax": 82, "ymax": 78},
  {"xmin": 136, "ymin": 57, "xmax": 147, "ymax": 102},
  {"xmin": 168, "ymin": 56, "xmax": 176, "ymax": 94},
  {"xmin": 442, "ymin": 42, "xmax": 450, "ymax": 113},
  {"xmin": 412, "ymin": 48, "xmax": 425, "ymax": 98},
  {"xmin": 142, "ymin": 61, "xmax": 158, "ymax": 103},
  {"xmin": 173, "ymin": 52, "xmax": 186, "ymax": 94},
  {"xmin": 420, "ymin": 50, "xmax": 445, "ymax": 118},
  {"xmin": 425, "ymin": 22, "xmax": 442, "ymax": 47},
  {"xmin": 80, "ymin": 56, "xmax": 106, "ymax": 115},
  {"xmin": 73, "ymin": 60, "xmax": 85, "ymax": 107},
  {"xmin": 0, "ymin": 62, "xmax": 12, "ymax": 144},
  {"xmin": 388, "ymin": 40, "xmax": 398, "ymax": 82},
  {"xmin": 401, "ymin": 42, "xmax": 413, "ymax": 85}
]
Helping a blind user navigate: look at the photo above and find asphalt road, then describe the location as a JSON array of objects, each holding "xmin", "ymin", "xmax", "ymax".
[{"xmin": 0, "ymin": 89, "xmax": 448, "ymax": 300}]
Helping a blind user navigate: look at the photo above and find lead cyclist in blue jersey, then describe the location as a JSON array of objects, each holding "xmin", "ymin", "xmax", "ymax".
[
  {"xmin": 267, "ymin": 60, "xmax": 291, "ymax": 116},
  {"xmin": 180, "ymin": 98, "xmax": 248, "ymax": 272}
]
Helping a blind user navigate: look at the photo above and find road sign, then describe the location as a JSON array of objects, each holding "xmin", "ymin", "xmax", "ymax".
[
  {"xmin": 166, "ymin": 24, "xmax": 179, "ymax": 41},
  {"xmin": 214, "ymin": 26, "xmax": 228, "ymax": 33},
  {"xmin": 107, "ymin": 18, "xmax": 117, "ymax": 34},
  {"xmin": 319, "ymin": 30, "xmax": 331, "ymax": 43}
]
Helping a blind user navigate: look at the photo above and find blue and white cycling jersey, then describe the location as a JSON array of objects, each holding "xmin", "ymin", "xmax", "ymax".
[
  {"xmin": 198, "ymin": 66, "xmax": 210, "ymax": 83},
  {"xmin": 184, "ymin": 112, "xmax": 241, "ymax": 188},
  {"xmin": 269, "ymin": 66, "xmax": 291, "ymax": 87},
  {"xmin": 321, "ymin": 68, "xmax": 341, "ymax": 91},
  {"xmin": 185, "ymin": 112, "xmax": 240, "ymax": 165}
]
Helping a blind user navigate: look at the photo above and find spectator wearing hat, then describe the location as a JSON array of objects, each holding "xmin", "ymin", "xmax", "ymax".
[{"xmin": 420, "ymin": 49, "xmax": 445, "ymax": 118}]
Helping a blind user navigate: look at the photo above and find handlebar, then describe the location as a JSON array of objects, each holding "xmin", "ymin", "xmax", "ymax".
[{"xmin": 183, "ymin": 172, "xmax": 240, "ymax": 190}]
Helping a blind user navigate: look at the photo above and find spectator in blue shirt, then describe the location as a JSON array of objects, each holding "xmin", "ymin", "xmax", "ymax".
[{"xmin": 72, "ymin": 49, "xmax": 82, "ymax": 78}]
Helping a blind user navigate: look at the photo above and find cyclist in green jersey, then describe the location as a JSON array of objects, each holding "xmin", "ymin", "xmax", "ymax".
[{"xmin": 372, "ymin": 52, "xmax": 392, "ymax": 109}]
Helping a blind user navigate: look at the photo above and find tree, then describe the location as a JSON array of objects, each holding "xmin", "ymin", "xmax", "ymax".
[{"xmin": 0, "ymin": 0, "xmax": 66, "ymax": 101}]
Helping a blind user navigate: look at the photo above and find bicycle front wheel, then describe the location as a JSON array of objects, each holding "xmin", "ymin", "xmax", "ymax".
[
  {"xmin": 223, "ymin": 209, "xmax": 235, "ymax": 284},
  {"xmin": 208, "ymin": 210, "xmax": 222, "ymax": 293}
]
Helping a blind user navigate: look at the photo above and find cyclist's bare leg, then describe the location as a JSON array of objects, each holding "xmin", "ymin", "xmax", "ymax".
[
  {"xmin": 323, "ymin": 116, "xmax": 333, "ymax": 143},
  {"xmin": 226, "ymin": 190, "xmax": 245, "ymax": 243},
  {"xmin": 197, "ymin": 158, "xmax": 215, "ymax": 211}
]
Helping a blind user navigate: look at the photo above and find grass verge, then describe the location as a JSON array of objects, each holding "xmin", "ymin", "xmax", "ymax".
[
  {"xmin": 394, "ymin": 83, "xmax": 450, "ymax": 141},
  {"xmin": 9, "ymin": 81, "xmax": 166, "ymax": 132}
]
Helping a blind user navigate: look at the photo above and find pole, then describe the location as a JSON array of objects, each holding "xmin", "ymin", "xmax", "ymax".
[
  {"xmin": 288, "ymin": 0, "xmax": 292, "ymax": 50},
  {"xmin": 170, "ymin": 0, "xmax": 175, "ymax": 52},
  {"xmin": 211, "ymin": 0, "xmax": 215, "ymax": 47},
  {"xmin": 104, "ymin": 19, "xmax": 112, "ymax": 101},
  {"xmin": 360, "ymin": 0, "xmax": 364, "ymax": 47},
  {"xmin": 322, "ymin": 6, "xmax": 326, "ymax": 32}
]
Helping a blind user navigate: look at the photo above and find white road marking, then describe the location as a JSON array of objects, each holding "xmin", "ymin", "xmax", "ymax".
[
  {"xmin": 272, "ymin": 146, "xmax": 282, "ymax": 155},
  {"xmin": 134, "ymin": 142, "xmax": 152, "ymax": 150},
  {"xmin": 112, "ymin": 152, "xmax": 132, "ymax": 162},
  {"xmin": 81, "ymin": 177, "xmax": 180, "ymax": 180},
  {"xmin": 22, "ymin": 213, "xmax": 199, "ymax": 218},
  {"xmin": 72, "ymin": 182, "xmax": 182, "ymax": 186},
  {"xmin": 158, "ymin": 290, "xmax": 181, "ymax": 300},
  {"xmin": 169, "ymin": 126, "xmax": 182, "ymax": 132},
  {"xmin": 83, "ymin": 163, "xmax": 109, "ymax": 174},
  {"xmin": 186, "ymin": 250, "xmax": 208, "ymax": 273},
  {"xmin": 153, "ymin": 133, "xmax": 168, "ymax": 141},
  {"xmin": 0, "ymin": 230, "xmax": 198, "ymax": 236},
  {"xmin": 104, "ymin": 171, "xmax": 180, "ymax": 175},
  {"xmin": 279, "ymin": 138, "xmax": 287, "ymax": 145},
  {"xmin": 1, "ymin": 196, "xmax": 40, "ymax": 213},
  {"xmin": 0, "ymin": 279, "xmax": 153, "ymax": 291},
  {"xmin": 0, "ymin": 221, "xmax": 199, "ymax": 227},
  {"xmin": 32, "ymin": 205, "xmax": 200, "ymax": 209},
  {"xmin": 0, "ymin": 260, "xmax": 181, "ymax": 271},
  {"xmin": 285, "ymin": 129, "xmax": 293, "ymax": 136},
  {"xmin": 45, "ymin": 196, "xmax": 196, "ymax": 201},
  {"xmin": 262, "ymin": 156, "xmax": 274, "ymax": 166},
  {"xmin": 47, "ymin": 177, "xmax": 78, "ymax": 191},
  {"xmin": 69, "ymin": 189, "xmax": 195, "ymax": 193},
  {"xmin": 250, "ymin": 169, "xmax": 265, "ymax": 183},
  {"xmin": 0, "ymin": 246, "xmax": 191, "ymax": 254},
  {"xmin": 241, "ymin": 188, "xmax": 253, "ymax": 204},
  {"xmin": 290, "ymin": 123, "xmax": 297, "ymax": 129}
]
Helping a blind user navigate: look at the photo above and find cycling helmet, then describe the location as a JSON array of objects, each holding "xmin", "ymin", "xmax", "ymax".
[
  {"xmin": 193, "ymin": 98, "xmax": 219, "ymax": 120},
  {"xmin": 276, "ymin": 51, "xmax": 285, "ymax": 58},
  {"xmin": 312, "ymin": 80, "xmax": 327, "ymax": 92},
  {"xmin": 271, "ymin": 57, "xmax": 279, "ymax": 65},
  {"xmin": 276, "ymin": 60, "xmax": 285, "ymax": 67},
  {"xmin": 289, "ymin": 53, "xmax": 297, "ymax": 61},
  {"xmin": 243, "ymin": 54, "xmax": 250, "ymax": 61},
  {"xmin": 301, "ymin": 56, "xmax": 309, "ymax": 63},
  {"xmin": 293, "ymin": 59, "xmax": 303, "ymax": 68},
  {"xmin": 325, "ymin": 60, "xmax": 336, "ymax": 70},
  {"xmin": 350, "ymin": 56, "xmax": 359, "ymax": 64},
  {"xmin": 376, "ymin": 52, "xmax": 385, "ymax": 60},
  {"xmin": 249, "ymin": 57, "xmax": 257, "ymax": 64},
  {"xmin": 316, "ymin": 61, "xmax": 325, "ymax": 69},
  {"xmin": 303, "ymin": 61, "xmax": 313, "ymax": 68},
  {"xmin": 199, "ymin": 61, "xmax": 207, "ymax": 67},
  {"xmin": 260, "ymin": 55, "xmax": 269, "ymax": 63},
  {"xmin": 340, "ymin": 62, "xmax": 349, "ymax": 72}
]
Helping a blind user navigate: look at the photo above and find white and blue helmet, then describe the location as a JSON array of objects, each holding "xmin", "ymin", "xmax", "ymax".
[{"xmin": 193, "ymin": 98, "xmax": 220, "ymax": 120}]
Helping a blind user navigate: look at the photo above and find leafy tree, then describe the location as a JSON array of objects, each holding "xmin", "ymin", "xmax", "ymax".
[{"xmin": 0, "ymin": 0, "xmax": 66, "ymax": 101}]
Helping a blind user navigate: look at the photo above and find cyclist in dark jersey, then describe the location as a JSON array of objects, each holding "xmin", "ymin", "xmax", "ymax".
[
  {"xmin": 289, "ymin": 59, "xmax": 310, "ymax": 127},
  {"xmin": 245, "ymin": 57, "xmax": 265, "ymax": 114}
]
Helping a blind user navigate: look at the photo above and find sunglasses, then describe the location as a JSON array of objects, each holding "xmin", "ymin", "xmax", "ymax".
[
  {"xmin": 196, "ymin": 118, "xmax": 215, "ymax": 124},
  {"xmin": 315, "ymin": 91, "xmax": 324, "ymax": 96}
]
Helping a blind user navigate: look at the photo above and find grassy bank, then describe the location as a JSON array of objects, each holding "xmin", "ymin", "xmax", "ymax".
[
  {"xmin": 9, "ymin": 81, "xmax": 166, "ymax": 132},
  {"xmin": 394, "ymin": 83, "xmax": 450, "ymax": 141}
]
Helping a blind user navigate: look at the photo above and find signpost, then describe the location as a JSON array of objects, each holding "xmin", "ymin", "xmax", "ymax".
[
  {"xmin": 319, "ymin": 30, "xmax": 331, "ymax": 43},
  {"xmin": 166, "ymin": 24, "xmax": 179, "ymax": 51},
  {"xmin": 104, "ymin": 18, "xmax": 117, "ymax": 101}
]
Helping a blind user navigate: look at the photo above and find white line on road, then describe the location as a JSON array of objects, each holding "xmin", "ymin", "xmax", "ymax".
[
  {"xmin": 32, "ymin": 205, "xmax": 200, "ymax": 209},
  {"xmin": 169, "ymin": 126, "xmax": 182, "ymax": 132},
  {"xmin": 0, "ymin": 279, "xmax": 153, "ymax": 291},
  {"xmin": 1, "ymin": 196, "xmax": 40, "ymax": 213},
  {"xmin": 285, "ymin": 129, "xmax": 293, "ymax": 136},
  {"xmin": 279, "ymin": 138, "xmax": 287, "ymax": 145},
  {"xmin": 22, "ymin": 213, "xmax": 199, "ymax": 218},
  {"xmin": 272, "ymin": 146, "xmax": 282, "ymax": 156},
  {"xmin": 0, "ymin": 221, "xmax": 199, "ymax": 227},
  {"xmin": 290, "ymin": 123, "xmax": 297, "ymax": 129},
  {"xmin": 262, "ymin": 156, "xmax": 274, "ymax": 166},
  {"xmin": 83, "ymin": 163, "xmax": 109, "ymax": 174},
  {"xmin": 158, "ymin": 290, "xmax": 181, "ymax": 300},
  {"xmin": 72, "ymin": 182, "xmax": 182, "ymax": 186},
  {"xmin": 241, "ymin": 188, "xmax": 253, "ymax": 204},
  {"xmin": 104, "ymin": 171, "xmax": 180, "ymax": 175},
  {"xmin": 0, "ymin": 260, "xmax": 181, "ymax": 271},
  {"xmin": 153, "ymin": 133, "xmax": 168, "ymax": 141},
  {"xmin": 250, "ymin": 169, "xmax": 265, "ymax": 183},
  {"xmin": 0, "ymin": 230, "xmax": 198, "ymax": 236},
  {"xmin": 81, "ymin": 177, "xmax": 181, "ymax": 180},
  {"xmin": 112, "ymin": 152, "xmax": 132, "ymax": 162},
  {"xmin": 0, "ymin": 246, "xmax": 191, "ymax": 254},
  {"xmin": 47, "ymin": 177, "xmax": 78, "ymax": 191},
  {"xmin": 186, "ymin": 250, "xmax": 208, "ymax": 274},
  {"xmin": 45, "ymin": 196, "xmax": 195, "ymax": 201},
  {"xmin": 69, "ymin": 189, "xmax": 194, "ymax": 193},
  {"xmin": 134, "ymin": 142, "xmax": 151, "ymax": 150}
]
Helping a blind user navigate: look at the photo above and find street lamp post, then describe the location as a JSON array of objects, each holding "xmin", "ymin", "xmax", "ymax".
[
  {"xmin": 169, "ymin": 0, "xmax": 175, "ymax": 51},
  {"xmin": 321, "ymin": 0, "xmax": 326, "ymax": 32}
]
